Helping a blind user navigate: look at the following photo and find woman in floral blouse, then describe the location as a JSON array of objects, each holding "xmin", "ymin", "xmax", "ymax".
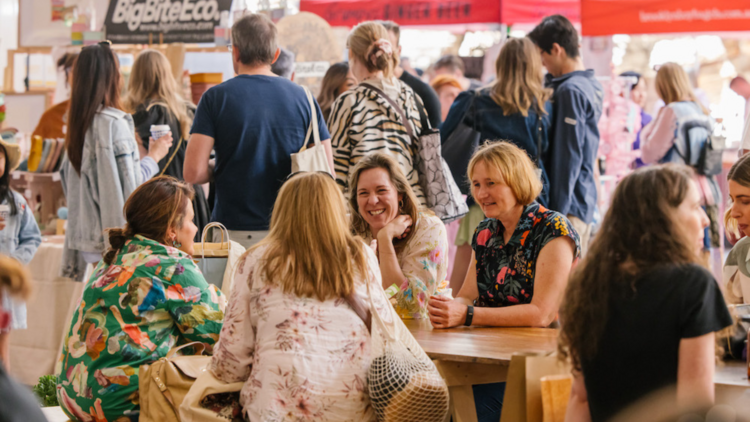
[
  {"xmin": 427, "ymin": 141, "xmax": 579, "ymax": 422},
  {"xmin": 56, "ymin": 177, "xmax": 225, "ymax": 422},
  {"xmin": 209, "ymin": 172, "xmax": 392, "ymax": 421},
  {"xmin": 349, "ymin": 153, "xmax": 450, "ymax": 320}
]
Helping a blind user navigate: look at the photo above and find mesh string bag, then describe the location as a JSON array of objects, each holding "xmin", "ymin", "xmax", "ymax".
[{"xmin": 366, "ymin": 276, "xmax": 450, "ymax": 421}]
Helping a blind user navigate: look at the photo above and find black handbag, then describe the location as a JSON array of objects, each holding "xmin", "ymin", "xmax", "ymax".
[
  {"xmin": 442, "ymin": 91, "xmax": 481, "ymax": 195},
  {"xmin": 678, "ymin": 122, "xmax": 724, "ymax": 177}
]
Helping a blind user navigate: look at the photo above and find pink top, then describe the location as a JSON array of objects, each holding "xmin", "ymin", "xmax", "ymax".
[{"xmin": 640, "ymin": 105, "xmax": 716, "ymax": 206}]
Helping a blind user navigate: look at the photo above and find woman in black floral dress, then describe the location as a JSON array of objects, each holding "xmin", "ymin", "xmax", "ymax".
[{"xmin": 427, "ymin": 141, "xmax": 580, "ymax": 421}]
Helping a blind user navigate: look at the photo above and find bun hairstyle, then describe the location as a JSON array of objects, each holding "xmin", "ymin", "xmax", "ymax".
[
  {"xmin": 348, "ymin": 22, "xmax": 395, "ymax": 78},
  {"xmin": 103, "ymin": 176, "xmax": 194, "ymax": 265}
]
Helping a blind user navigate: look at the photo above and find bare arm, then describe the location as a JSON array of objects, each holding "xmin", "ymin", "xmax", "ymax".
[
  {"xmin": 472, "ymin": 237, "xmax": 575, "ymax": 327},
  {"xmin": 676, "ymin": 333, "xmax": 715, "ymax": 408},
  {"xmin": 321, "ymin": 139, "xmax": 335, "ymax": 176},
  {"xmin": 565, "ymin": 370, "xmax": 592, "ymax": 422},
  {"xmin": 184, "ymin": 133, "xmax": 215, "ymax": 184}
]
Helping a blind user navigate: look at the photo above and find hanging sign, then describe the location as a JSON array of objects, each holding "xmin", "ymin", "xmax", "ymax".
[{"xmin": 104, "ymin": 0, "xmax": 232, "ymax": 44}]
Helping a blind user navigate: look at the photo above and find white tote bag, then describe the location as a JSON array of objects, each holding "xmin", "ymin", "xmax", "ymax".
[
  {"xmin": 192, "ymin": 222, "xmax": 245, "ymax": 296},
  {"xmin": 290, "ymin": 86, "xmax": 332, "ymax": 174}
]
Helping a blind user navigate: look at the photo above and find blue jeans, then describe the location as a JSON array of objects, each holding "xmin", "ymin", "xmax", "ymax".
[{"xmin": 473, "ymin": 382, "xmax": 506, "ymax": 422}]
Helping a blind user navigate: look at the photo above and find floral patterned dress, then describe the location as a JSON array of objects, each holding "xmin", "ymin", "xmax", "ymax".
[
  {"xmin": 472, "ymin": 202, "xmax": 580, "ymax": 308},
  {"xmin": 209, "ymin": 243, "xmax": 392, "ymax": 422},
  {"xmin": 365, "ymin": 212, "xmax": 450, "ymax": 319},
  {"xmin": 56, "ymin": 235, "xmax": 226, "ymax": 422}
]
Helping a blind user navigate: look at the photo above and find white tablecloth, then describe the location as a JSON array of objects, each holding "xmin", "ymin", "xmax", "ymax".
[{"xmin": 9, "ymin": 236, "xmax": 82, "ymax": 386}]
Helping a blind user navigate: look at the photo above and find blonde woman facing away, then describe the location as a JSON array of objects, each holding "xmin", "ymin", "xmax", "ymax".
[
  {"xmin": 209, "ymin": 172, "xmax": 393, "ymax": 421},
  {"xmin": 349, "ymin": 153, "xmax": 450, "ymax": 320},
  {"xmin": 125, "ymin": 49, "xmax": 210, "ymax": 239},
  {"xmin": 328, "ymin": 21, "xmax": 428, "ymax": 207}
]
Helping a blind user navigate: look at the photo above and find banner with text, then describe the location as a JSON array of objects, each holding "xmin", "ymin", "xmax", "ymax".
[
  {"xmin": 582, "ymin": 0, "xmax": 750, "ymax": 35},
  {"xmin": 105, "ymin": 0, "xmax": 232, "ymax": 44}
]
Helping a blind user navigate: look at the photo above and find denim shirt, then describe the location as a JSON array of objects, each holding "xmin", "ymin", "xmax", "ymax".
[
  {"xmin": 0, "ymin": 191, "xmax": 42, "ymax": 265},
  {"xmin": 60, "ymin": 107, "xmax": 150, "ymax": 280}
]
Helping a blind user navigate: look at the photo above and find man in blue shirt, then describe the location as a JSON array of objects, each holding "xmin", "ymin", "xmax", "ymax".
[
  {"xmin": 185, "ymin": 14, "xmax": 333, "ymax": 248},
  {"xmin": 528, "ymin": 15, "xmax": 603, "ymax": 254}
]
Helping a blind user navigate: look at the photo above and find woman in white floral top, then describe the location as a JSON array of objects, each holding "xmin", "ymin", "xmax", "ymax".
[
  {"xmin": 208, "ymin": 172, "xmax": 392, "ymax": 422},
  {"xmin": 349, "ymin": 153, "xmax": 450, "ymax": 319}
]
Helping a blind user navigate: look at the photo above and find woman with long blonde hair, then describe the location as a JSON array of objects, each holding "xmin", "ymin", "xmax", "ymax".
[
  {"xmin": 641, "ymin": 62, "xmax": 720, "ymax": 257},
  {"xmin": 440, "ymin": 37, "xmax": 553, "ymax": 292},
  {"xmin": 208, "ymin": 172, "xmax": 393, "ymax": 421},
  {"xmin": 125, "ymin": 49, "xmax": 209, "ymax": 239}
]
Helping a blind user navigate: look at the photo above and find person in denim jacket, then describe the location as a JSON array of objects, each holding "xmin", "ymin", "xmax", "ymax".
[
  {"xmin": 60, "ymin": 42, "xmax": 173, "ymax": 281},
  {"xmin": 0, "ymin": 139, "xmax": 41, "ymax": 370}
]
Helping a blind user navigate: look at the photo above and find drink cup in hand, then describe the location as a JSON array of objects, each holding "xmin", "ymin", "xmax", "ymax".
[
  {"xmin": 150, "ymin": 124, "xmax": 171, "ymax": 141},
  {"xmin": 0, "ymin": 205, "xmax": 9, "ymax": 231}
]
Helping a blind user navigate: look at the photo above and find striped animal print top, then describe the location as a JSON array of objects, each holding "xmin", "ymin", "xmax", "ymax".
[{"xmin": 328, "ymin": 77, "xmax": 427, "ymax": 206}]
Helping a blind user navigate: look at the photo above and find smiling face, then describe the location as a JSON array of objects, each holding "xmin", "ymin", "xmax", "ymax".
[
  {"xmin": 674, "ymin": 181, "xmax": 709, "ymax": 253},
  {"xmin": 470, "ymin": 160, "xmax": 520, "ymax": 219},
  {"xmin": 356, "ymin": 167, "xmax": 403, "ymax": 236},
  {"xmin": 729, "ymin": 179, "xmax": 750, "ymax": 236}
]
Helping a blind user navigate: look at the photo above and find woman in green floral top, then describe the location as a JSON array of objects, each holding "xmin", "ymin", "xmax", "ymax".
[
  {"xmin": 56, "ymin": 177, "xmax": 225, "ymax": 422},
  {"xmin": 349, "ymin": 153, "xmax": 450, "ymax": 319}
]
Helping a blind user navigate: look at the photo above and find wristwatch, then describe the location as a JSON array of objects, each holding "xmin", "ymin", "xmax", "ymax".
[{"xmin": 464, "ymin": 305, "xmax": 474, "ymax": 326}]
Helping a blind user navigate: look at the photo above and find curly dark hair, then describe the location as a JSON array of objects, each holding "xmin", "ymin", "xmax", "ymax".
[{"xmin": 558, "ymin": 164, "xmax": 699, "ymax": 369}]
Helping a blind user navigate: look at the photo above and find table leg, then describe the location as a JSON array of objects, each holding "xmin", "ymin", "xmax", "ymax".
[{"xmin": 435, "ymin": 361, "xmax": 509, "ymax": 422}]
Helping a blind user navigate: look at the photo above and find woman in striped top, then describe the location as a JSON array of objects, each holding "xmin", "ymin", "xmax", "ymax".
[{"xmin": 328, "ymin": 21, "xmax": 427, "ymax": 207}]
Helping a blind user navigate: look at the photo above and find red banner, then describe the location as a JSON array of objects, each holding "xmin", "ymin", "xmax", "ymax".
[
  {"xmin": 299, "ymin": 0, "xmax": 502, "ymax": 27},
  {"xmin": 582, "ymin": 0, "xmax": 750, "ymax": 36},
  {"xmin": 503, "ymin": 0, "xmax": 580, "ymax": 26}
]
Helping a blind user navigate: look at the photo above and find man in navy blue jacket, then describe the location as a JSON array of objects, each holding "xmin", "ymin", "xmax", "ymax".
[{"xmin": 528, "ymin": 15, "xmax": 603, "ymax": 254}]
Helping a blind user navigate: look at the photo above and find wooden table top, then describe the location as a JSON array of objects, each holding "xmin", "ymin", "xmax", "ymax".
[
  {"xmin": 404, "ymin": 319, "xmax": 558, "ymax": 365},
  {"xmin": 715, "ymin": 361, "xmax": 750, "ymax": 388}
]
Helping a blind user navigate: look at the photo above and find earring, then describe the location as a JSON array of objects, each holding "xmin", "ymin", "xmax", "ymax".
[{"xmin": 172, "ymin": 239, "xmax": 182, "ymax": 248}]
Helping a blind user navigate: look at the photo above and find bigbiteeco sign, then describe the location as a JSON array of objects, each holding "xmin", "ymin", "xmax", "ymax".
[{"xmin": 105, "ymin": 0, "xmax": 232, "ymax": 44}]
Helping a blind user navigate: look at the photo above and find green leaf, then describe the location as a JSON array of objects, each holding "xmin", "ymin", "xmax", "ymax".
[{"xmin": 32, "ymin": 374, "xmax": 59, "ymax": 407}]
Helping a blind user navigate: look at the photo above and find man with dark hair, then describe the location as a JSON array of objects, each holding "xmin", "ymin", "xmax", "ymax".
[
  {"xmin": 185, "ymin": 14, "xmax": 333, "ymax": 248},
  {"xmin": 528, "ymin": 14, "xmax": 603, "ymax": 254},
  {"xmin": 433, "ymin": 54, "xmax": 482, "ymax": 91},
  {"xmin": 380, "ymin": 21, "xmax": 442, "ymax": 129},
  {"xmin": 271, "ymin": 47, "xmax": 295, "ymax": 80}
]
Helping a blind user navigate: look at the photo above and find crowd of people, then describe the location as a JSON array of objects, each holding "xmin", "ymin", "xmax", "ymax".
[{"xmin": 0, "ymin": 10, "xmax": 745, "ymax": 422}]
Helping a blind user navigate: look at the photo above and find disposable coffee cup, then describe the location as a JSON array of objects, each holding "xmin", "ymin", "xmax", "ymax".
[
  {"xmin": 150, "ymin": 124, "xmax": 171, "ymax": 140},
  {"xmin": 0, "ymin": 204, "xmax": 10, "ymax": 221}
]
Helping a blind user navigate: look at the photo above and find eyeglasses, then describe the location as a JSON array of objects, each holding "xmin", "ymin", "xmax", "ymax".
[{"xmin": 284, "ymin": 171, "xmax": 335, "ymax": 184}]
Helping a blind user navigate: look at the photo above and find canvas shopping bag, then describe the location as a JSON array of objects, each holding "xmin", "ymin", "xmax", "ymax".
[
  {"xmin": 179, "ymin": 367, "xmax": 245, "ymax": 422},
  {"xmin": 291, "ymin": 86, "xmax": 332, "ymax": 174},
  {"xmin": 192, "ymin": 222, "xmax": 245, "ymax": 295}
]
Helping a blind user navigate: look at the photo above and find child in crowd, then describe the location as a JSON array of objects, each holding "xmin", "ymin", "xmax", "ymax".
[{"xmin": 0, "ymin": 139, "xmax": 42, "ymax": 370}]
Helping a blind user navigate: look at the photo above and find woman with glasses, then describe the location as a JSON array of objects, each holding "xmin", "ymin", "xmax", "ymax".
[{"xmin": 61, "ymin": 42, "xmax": 174, "ymax": 280}]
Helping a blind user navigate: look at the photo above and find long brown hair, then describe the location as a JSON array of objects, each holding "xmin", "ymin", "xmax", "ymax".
[
  {"xmin": 348, "ymin": 153, "xmax": 421, "ymax": 251},
  {"xmin": 103, "ymin": 176, "xmax": 194, "ymax": 265},
  {"xmin": 490, "ymin": 37, "xmax": 551, "ymax": 117},
  {"xmin": 558, "ymin": 165, "xmax": 698, "ymax": 369},
  {"xmin": 655, "ymin": 62, "xmax": 709, "ymax": 115},
  {"xmin": 725, "ymin": 153, "xmax": 750, "ymax": 238},
  {"xmin": 318, "ymin": 62, "xmax": 351, "ymax": 125},
  {"xmin": 252, "ymin": 172, "xmax": 369, "ymax": 301},
  {"xmin": 66, "ymin": 42, "xmax": 122, "ymax": 174},
  {"xmin": 124, "ymin": 49, "xmax": 192, "ymax": 136}
]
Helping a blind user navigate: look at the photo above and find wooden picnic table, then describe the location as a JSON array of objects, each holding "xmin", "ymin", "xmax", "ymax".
[{"xmin": 404, "ymin": 319, "xmax": 558, "ymax": 422}]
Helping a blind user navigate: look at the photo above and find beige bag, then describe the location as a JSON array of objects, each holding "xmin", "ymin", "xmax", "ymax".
[
  {"xmin": 290, "ymin": 86, "xmax": 332, "ymax": 174},
  {"xmin": 139, "ymin": 342, "xmax": 210, "ymax": 422},
  {"xmin": 193, "ymin": 222, "xmax": 245, "ymax": 295},
  {"xmin": 179, "ymin": 366, "xmax": 245, "ymax": 422}
]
